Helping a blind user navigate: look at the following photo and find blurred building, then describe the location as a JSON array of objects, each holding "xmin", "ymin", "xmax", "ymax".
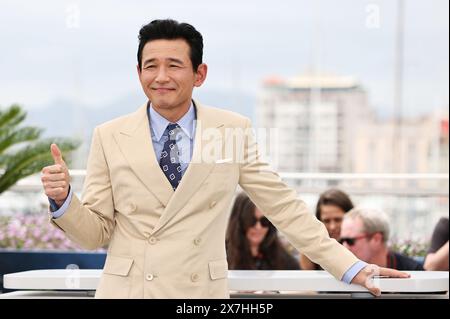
[
  {"xmin": 354, "ymin": 109, "xmax": 448, "ymax": 174},
  {"xmin": 353, "ymin": 108, "xmax": 449, "ymax": 190},
  {"xmin": 257, "ymin": 73, "xmax": 448, "ymax": 241},
  {"xmin": 257, "ymin": 72, "xmax": 374, "ymax": 178}
]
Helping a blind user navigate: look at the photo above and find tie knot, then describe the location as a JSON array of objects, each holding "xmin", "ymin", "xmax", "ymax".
[{"xmin": 166, "ymin": 123, "xmax": 181, "ymax": 136}]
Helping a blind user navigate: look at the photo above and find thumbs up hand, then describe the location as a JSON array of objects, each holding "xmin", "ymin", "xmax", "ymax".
[{"xmin": 41, "ymin": 143, "xmax": 71, "ymax": 207}]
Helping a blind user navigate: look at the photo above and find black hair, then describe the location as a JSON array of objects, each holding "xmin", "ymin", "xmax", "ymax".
[
  {"xmin": 315, "ymin": 188, "xmax": 354, "ymax": 220},
  {"xmin": 137, "ymin": 19, "xmax": 203, "ymax": 71},
  {"xmin": 226, "ymin": 193, "xmax": 296, "ymax": 270}
]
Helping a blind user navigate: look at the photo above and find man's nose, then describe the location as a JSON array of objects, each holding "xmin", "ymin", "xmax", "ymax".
[{"xmin": 155, "ymin": 67, "xmax": 169, "ymax": 82}]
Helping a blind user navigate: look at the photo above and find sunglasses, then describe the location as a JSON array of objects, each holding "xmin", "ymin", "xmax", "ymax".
[
  {"xmin": 249, "ymin": 216, "xmax": 271, "ymax": 228},
  {"xmin": 338, "ymin": 234, "xmax": 370, "ymax": 246}
]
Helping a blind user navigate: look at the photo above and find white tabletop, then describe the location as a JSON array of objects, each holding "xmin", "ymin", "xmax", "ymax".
[
  {"xmin": 3, "ymin": 269, "xmax": 449, "ymax": 293},
  {"xmin": 229, "ymin": 270, "xmax": 449, "ymax": 293}
]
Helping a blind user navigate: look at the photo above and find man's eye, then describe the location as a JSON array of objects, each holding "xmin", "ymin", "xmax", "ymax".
[
  {"xmin": 169, "ymin": 65, "xmax": 180, "ymax": 68},
  {"xmin": 145, "ymin": 65, "xmax": 156, "ymax": 69}
]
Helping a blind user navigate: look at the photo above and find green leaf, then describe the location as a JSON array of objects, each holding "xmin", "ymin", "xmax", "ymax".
[{"xmin": 0, "ymin": 104, "xmax": 81, "ymax": 194}]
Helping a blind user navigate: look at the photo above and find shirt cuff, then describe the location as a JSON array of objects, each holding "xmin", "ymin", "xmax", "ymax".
[
  {"xmin": 341, "ymin": 260, "xmax": 368, "ymax": 284},
  {"xmin": 48, "ymin": 186, "xmax": 73, "ymax": 219}
]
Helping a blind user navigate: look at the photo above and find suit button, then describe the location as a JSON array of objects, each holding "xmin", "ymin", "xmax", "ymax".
[
  {"xmin": 210, "ymin": 201, "xmax": 217, "ymax": 208},
  {"xmin": 148, "ymin": 237, "xmax": 158, "ymax": 245},
  {"xmin": 194, "ymin": 238, "xmax": 202, "ymax": 246},
  {"xmin": 146, "ymin": 274, "xmax": 154, "ymax": 281},
  {"xmin": 191, "ymin": 273, "xmax": 200, "ymax": 282}
]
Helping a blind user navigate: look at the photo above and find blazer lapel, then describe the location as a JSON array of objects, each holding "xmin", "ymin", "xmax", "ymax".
[
  {"xmin": 151, "ymin": 101, "xmax": 224, "ymax": 235},
  {"xmin": 113, "ymin": 103, "xmax": 173, "ymax": 208}
]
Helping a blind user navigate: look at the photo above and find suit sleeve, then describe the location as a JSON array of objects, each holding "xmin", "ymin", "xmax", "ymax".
[
  {"xmin": 50, "ymin": 127, "xmax": 115, "ymax": 250},
  {"xmin": 238, "ymin": 117, "xmax": 360, "ymax": 280}
]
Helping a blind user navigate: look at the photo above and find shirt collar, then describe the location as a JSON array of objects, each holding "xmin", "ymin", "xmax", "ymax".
[{"xmin": 148, "ymin": 101, "xmax": 196, "ymax": 141}]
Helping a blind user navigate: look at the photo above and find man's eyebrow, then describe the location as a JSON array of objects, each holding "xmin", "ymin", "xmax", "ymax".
[
  {"xmin": 167, "ymin": 57, "xmax": 184, "ymax": 64},
  {"xmin": 143, "ymin": 57, "xmax": 184, "ymax": 65},
  {"xmin": 143, "ymin": 58, "xmax": 156, "ymax": 66}
]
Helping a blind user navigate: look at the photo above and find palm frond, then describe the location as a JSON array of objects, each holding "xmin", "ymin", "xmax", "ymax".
[
  {"xmin": 0, "ymin": 104, "xmax": 26, "ymax": 131},
  {"xmin": 0, "ymin": 104, "xmax": 80, "ymax": 194},
  {"xmin": 0, "ymin": 126, "xmax": 43, "ymax": 154}
]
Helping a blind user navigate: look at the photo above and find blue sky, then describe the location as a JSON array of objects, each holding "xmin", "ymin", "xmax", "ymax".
[{"xmin": 0, "ymin": 0, "xmax": 448, "ymax": 118}]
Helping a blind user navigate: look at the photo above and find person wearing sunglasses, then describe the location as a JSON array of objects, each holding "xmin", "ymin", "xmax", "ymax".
[
  {"xmin": 340, "ymin": 207, "xmax": 424, "ymax": 270},
  {"xmin": 226, "ymin": 193, "xmax": 300, "ymax": 270},
  {"xmin": 300, "ymin": 189, "xmax": 354, "ymax": 270}
]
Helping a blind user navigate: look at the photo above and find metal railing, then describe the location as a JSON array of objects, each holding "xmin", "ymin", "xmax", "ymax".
[{"xmin": 8, "ymin": 171, "xmax": 449, "ymax": 194}]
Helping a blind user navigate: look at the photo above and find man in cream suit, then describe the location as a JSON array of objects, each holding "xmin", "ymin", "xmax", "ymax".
[{"xmin": 41, "ymin": 19, "xmax": 408, "ymax": 298}]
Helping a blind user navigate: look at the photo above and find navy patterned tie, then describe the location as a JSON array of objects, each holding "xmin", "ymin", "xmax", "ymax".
[{"xmin": 159, "ymin": 123, "xmax": 183, "ymax": 190}]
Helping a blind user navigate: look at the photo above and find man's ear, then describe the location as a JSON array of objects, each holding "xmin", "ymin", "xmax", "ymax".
[
  {"xmin": 136, "ymin": 64, "xmax": 141, "ymax": 76},
  {"xmin": 372, "ymin": 232, "xmax": 384, "ymax": 244},
  {"xmin": 194, "ymin": 63, "xmax": 208, "ymax": 87}
]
